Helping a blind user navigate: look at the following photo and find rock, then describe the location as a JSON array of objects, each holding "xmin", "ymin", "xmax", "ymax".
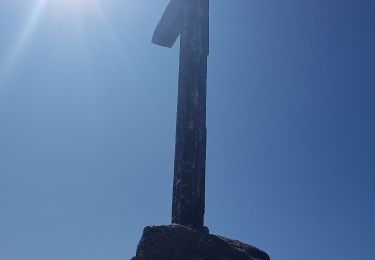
[{"xmin": 132, "ymin": 224, "xmax": 270, "ymax": 260}]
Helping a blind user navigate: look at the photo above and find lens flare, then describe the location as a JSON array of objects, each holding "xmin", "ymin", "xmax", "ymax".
[
  {"xmin": 0, "ymin": 0, "xmax": 49, "ymax": 86},
  {"xmin": 0, "ymin": 0, "xmax": 133, "ymax": 91}
]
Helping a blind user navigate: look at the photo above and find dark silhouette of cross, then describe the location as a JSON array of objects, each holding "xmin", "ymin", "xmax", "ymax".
[{"xmin": 153, "ymin": 0, "xmax": 209, "ymax": 230}]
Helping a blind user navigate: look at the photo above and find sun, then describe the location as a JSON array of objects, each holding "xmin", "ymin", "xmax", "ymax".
[{"xmin": 0, "ymin": 0, "xmax": 108, "ymax": 87}]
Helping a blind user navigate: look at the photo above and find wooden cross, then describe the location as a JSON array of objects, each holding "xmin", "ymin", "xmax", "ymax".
[{"xmin": 153, "ymin": 0, "xmax": 209, "ymax": 230}]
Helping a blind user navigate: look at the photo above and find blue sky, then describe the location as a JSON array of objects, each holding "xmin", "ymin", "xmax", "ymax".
[{"xmin": 0, "ymin": 0, "xmax": 374, "ymax": 259}]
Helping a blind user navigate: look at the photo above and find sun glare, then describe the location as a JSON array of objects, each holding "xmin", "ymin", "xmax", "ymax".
[{"xmin": 0, "ymin": 0, "xmax": 117, "ymax": 90}]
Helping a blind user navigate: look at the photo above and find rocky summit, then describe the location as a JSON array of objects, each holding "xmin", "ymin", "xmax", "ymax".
[{"xmin": 132, "ymin": 224, "xmax": 270, "ymax": 260}]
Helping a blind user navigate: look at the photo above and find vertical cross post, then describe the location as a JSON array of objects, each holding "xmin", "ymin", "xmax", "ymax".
[{"xmin": 153, "ymin": 0, "xmax": 209, "ymax": 230}]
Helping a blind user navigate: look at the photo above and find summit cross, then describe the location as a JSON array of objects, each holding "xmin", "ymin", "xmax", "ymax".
[{"xmin": 153, "ymin": 0, "xmax": 209, "ymax": 230}]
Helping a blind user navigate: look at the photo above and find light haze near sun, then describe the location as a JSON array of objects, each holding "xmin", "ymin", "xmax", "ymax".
[{"xmin": 0, "ymin": 0, "xmax": 124, "ymax": 88}]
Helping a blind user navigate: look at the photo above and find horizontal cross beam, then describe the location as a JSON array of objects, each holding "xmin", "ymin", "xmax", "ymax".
[{"xmin": 152, "ymin": 0, "xmax": 186, "ymax": 48}]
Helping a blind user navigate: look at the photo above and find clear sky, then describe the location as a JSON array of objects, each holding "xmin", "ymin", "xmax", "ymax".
[{"xmin": 0, "ymin": 0, "xmax": 374, "ymax": 259}]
